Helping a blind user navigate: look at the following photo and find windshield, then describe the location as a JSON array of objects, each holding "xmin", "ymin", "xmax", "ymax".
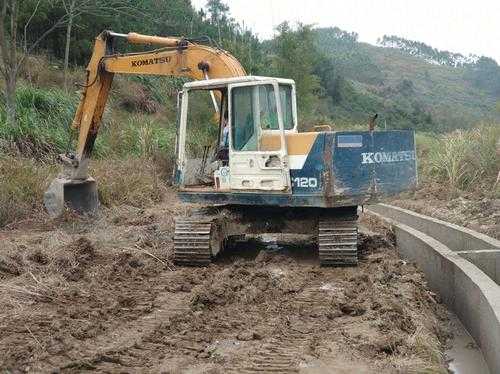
[
  {"xmin": 257, "ymin": 84, "xmax": 294, "ymax": 131},
  {"xmin": 231, "ymin": 83, "xmax": 294, "ymax": 152}
]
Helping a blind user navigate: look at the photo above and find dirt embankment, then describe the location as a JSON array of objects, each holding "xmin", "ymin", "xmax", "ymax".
[
  {"xmin": 0, "ymin": 195, "xmax": 451, "ymax": 373},
  {"xmin": 391, "ymin": 184, "xmax": 500, "ymax": 240}
]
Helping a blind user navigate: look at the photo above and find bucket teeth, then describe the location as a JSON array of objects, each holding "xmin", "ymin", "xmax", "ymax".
[
  {"xmin": 174, "ymin": 219, "xmax": 213, "ymax": 266},
  {"xmin": 318, "ymin": 219, "xmax": 358, "ymax": 266}
]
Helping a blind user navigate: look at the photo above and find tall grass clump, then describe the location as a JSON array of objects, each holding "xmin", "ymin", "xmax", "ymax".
[
  {"xmin": 91, "ymin": 158, "xmax": 166, "ymax": 208},
  {"xmin": 426, "ymin": 125, "xmax": 500, "ymax": 193},
  {"xmin": 0, "ymin": 85, "xmax": 77, "ymax": 157},
  {"xmin": 415, "ymin": 132, "xmax": 437, "ymax": 181},
  {"xmin": 0, "ymin": 155, "xmax": 56, "ymax": 226},
  {"xmin": 96, "ymin": 115, "xmax": 177, "ymax": 159}
]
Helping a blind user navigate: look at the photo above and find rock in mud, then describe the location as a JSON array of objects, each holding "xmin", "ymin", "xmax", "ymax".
[
  {"xmin": 236, "ymin": 330, "xmax": 262, "ymax": 341},
  {"xmin": 340, "ymin": 303, "xmax": 366, "ymax": 316}
]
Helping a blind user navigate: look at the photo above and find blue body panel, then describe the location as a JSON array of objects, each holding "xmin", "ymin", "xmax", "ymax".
[
  {"xmin": 178, "ymin": 130, "xmax": 417, "ymax": 208},
  {"xmin": 332, "ymin": 132, "xmax": 373, "ymax": 197},
  {"xmin": 330, "ymin": 130, "xmax": 417, "ymax": 203},
  {"xmin": 372, "ymin": 131, "xmax": 417, "ymax": 194},
  {"xmin": 289, "ymin": 132, "xmax": 325, "ymax": 194}
]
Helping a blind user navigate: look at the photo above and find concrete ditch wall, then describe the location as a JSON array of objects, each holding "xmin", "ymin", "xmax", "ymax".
[
  {"xmin": 366, "ymin": 204, "xmax": 500, "ymax": 374},
  {"xmin": 458, "ymin": 250, "xmax": 500, "ymax": 286},
  {"xmin": 368, "ymin": 203, "xmax": 500, "ymax": 252}
]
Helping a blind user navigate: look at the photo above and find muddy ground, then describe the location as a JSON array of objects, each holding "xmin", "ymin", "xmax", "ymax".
[{"xmin": 0, "ymin": 190, "xmax": 452, "ymax": 373}]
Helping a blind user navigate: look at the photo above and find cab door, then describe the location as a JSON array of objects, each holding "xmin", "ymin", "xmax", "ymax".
[{"xmin": 228, "ymin": 81, "xmax": 291, "ymax": 192}]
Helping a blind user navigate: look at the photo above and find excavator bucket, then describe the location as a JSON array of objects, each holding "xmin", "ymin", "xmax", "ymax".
[{"xmin": 44, "ymin": 177, "xmax": 99, "ymax": 218}]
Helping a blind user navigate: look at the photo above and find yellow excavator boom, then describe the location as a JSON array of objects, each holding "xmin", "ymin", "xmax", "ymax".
[
  {"xmin": 73, "ymin": 31, "xmax": 245, "ymax": 165},
  {"xmin": 44, "ymin": 31, "xmax": 245, "ymax": 217}
]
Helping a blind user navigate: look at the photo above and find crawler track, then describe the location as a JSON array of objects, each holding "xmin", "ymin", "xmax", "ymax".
[
  {"xmin": 173, "ymin": 218, "xmax": 214, "ymax": 266},
  {"xmin": 318, "ymin": 218, "xmax": 358, "ymax": 266}
]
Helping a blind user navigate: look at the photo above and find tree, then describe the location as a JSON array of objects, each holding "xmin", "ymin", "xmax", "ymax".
[
  {"xmin": 0, "ymin": 0, "xmax": 67, "ymax": 126},
  {"xmin": 465, "ymin": 57, "xmax": 500, "ymax": 96},
  {"xmin": 271, "ymin": 22, "xmax": 321, "ymax": 116},
  {"xmin": 206, "ymin": 0, "xmax": 230, "ymax": 43},
  {"xmin": 60, "ymin": 0, "xmax": 135, "ymax": 91}
]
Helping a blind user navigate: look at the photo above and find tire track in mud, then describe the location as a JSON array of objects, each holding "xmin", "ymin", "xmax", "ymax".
[
  {"xmin": 58, "ymin": 273, "xmax": 190, "ymax": 372},
  {"xmin": 226, "ymin": 283, "xmax": 335, "ymax": 373}
]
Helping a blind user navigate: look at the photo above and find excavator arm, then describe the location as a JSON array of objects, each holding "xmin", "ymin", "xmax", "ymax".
[
  {"xmin": 44, "ymin": 31, "xmax": 245, "ymax": 216},
  {"xmin": 69, "ymin": 30, "xmax": 245, "ymax": 178}
]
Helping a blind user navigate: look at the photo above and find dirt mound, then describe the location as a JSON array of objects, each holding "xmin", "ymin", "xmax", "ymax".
[
  {"xmin": 358, "ymin": 232, "xmax": 395, "ymax": 255},
  {"xmin": 27, "ymin": 249, "xmax": 49, "ymax": 265},
  {"xmin": 51, "ymin": 237, "xmax": 98, "ymax": 282},
  {"xmin": 72, "ymin": 237, "xmax": 97, "ymax": 263},
  {"xmin": 190, "ymin": 260, "xmax": 303, "ymax": 310}
]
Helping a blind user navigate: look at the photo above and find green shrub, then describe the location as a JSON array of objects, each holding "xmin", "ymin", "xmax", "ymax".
[{"xmin": 0, "ymin": 85, "xmax": 77, "ymax": 157}]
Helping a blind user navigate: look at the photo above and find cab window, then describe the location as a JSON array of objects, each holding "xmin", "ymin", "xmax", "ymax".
[
  {"xmin": 231, "ymin": 83, "xmax": 294, "ymax": 152},
  {"xmin": 231, "ymin": 85, "xmax": 256, "ymax": 151}
]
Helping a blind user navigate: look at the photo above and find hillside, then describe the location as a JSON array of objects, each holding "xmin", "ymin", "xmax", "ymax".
[{"xmin": 314, "ymin": 28, "xmax": 500, "ymax": 131}]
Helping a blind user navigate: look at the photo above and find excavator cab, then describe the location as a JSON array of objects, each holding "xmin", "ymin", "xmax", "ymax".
[{"xmin": 175, "ymin": 76, "xmax": 295, "ymax": 194}]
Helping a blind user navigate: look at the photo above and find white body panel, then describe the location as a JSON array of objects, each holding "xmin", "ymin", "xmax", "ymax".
[{"xmin": 227, "ymin": 80, "xmax": 291, "ymax": 192}]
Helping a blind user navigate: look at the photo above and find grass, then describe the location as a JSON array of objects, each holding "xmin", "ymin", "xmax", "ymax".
[
  {"xmin": 0, "ymin": 83, "xmax": 178, "ymax": 158},
  {"xmin": 0, "ymin": 155, "xmax": 170, "ymax": 228},
  {"xmin": 0, "ymin": 79, "xmax": 184, "ymax": 228},
  {"xmin": 424, "ymin": 124, "xmax": 500, "ymax": 195},
  {"xmin": 0, "ymin": 85, "xmax": 77, "ymax": 157},
  {"xmin": 97, "ymin": 114, "xmax": 177, "ymax": 159},
  {"xmin": 91, "ymin": 158, "xmax": 167, "ymax": 208},
  {"xmin": 0, "ymin": 155, "xmax": 56, "ymax": 227}
]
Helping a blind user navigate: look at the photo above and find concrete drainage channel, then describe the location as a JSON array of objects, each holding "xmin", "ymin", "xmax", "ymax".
[{"xmin": 366, "ymin": 203, "xmax": 500, "ymax": 374}]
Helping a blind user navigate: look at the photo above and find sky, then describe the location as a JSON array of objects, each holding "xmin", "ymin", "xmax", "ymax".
[{"xmin": 191, "ymin": 0, "xmax": 500, "ymax": 63}]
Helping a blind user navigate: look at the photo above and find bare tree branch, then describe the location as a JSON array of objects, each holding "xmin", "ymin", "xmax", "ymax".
[
  {"xmin": 23, "ymin": 0, "xmax": 41, "ymax": 52},
  {"xmin": 9, "ymin": 0, "xmax": 17, "ymax": 75},
  {"xmin": 20, "ymin": 13, "xmax": 69, "ymax": 66},
  {"xmin": 61, "ymin": 0, "xmax": 70, "ymax": 14}
]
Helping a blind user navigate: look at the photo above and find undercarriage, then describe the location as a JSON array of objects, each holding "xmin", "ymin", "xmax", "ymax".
[{"xmin": 173, "ymin": 205, "xmax": 359, "ymax": 266}]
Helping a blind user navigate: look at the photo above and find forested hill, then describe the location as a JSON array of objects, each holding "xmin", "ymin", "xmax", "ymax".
[
  {"xmin": 2, "ymin": 0, "xmax": 499, "ymax": 134},
  {"xmin": 311, "ymin": 28, "xmax": 500, "ymax": 131}
]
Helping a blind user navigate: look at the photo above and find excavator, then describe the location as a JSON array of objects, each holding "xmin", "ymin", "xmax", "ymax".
[{"xmin": 44, "ymin": 31, "xmax": 418, "ymax": 266}]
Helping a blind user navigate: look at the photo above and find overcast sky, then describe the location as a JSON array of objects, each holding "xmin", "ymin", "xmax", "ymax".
[{"xmin": 191, "ymin": 0, "xmax": 500, "ymax": 62}]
